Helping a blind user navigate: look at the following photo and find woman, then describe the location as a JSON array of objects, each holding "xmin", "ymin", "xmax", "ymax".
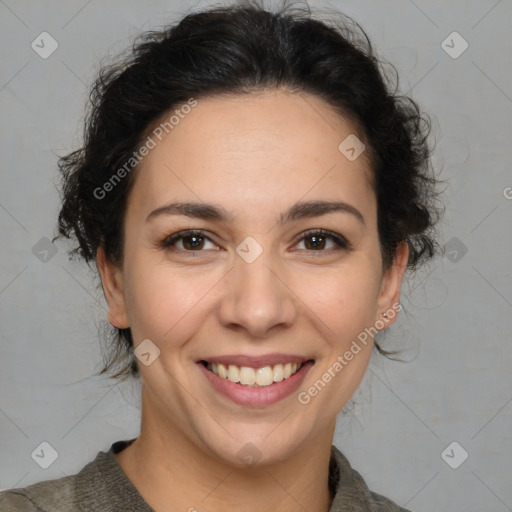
[{"xmin": 0, "ymin": 1, "xmax": 441, "ymax": 510}]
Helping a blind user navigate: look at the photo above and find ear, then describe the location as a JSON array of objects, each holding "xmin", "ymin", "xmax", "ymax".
[
  {"xmin": 375, "ymin": 241, "xmax": 409, "ymax": 329},
  {"xmin": 96, "ymin": 246, "xmax": 130, "ymax": 329}
]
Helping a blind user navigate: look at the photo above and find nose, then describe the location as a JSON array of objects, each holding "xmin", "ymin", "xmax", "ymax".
[{"xmin": 217, "ymin": 244, "xmax": 298, "ymax": 338}]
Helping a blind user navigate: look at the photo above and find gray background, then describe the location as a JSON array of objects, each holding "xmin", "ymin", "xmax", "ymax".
[{"xmin": 1, "ymin": 0, "xmax": 511, "ymax": 510}]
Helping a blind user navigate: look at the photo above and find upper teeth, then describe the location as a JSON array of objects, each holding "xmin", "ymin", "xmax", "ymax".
[{"xmin": 206, "ymin": 362, "xmax": 303, "ymax": 387}]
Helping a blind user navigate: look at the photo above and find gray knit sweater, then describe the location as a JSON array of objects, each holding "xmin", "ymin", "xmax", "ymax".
[{"xmin": 0, "ymin": 439, "xmax": 412, "ymax": 511}]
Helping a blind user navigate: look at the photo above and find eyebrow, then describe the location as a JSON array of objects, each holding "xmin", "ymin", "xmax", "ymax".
[{"xmin": 146, "ymin": 199, "xmax": 365, "ymax": 226}]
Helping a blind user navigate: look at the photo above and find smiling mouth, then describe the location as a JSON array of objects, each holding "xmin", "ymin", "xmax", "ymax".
[{"xmin": 200, "ymin": 360, "xmax": 314, "ymax": 388}]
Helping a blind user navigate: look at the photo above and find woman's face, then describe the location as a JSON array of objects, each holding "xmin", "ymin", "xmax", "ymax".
[{"xmin": 98, "ymin": 89, "xmax": 407, "ymax": 466}]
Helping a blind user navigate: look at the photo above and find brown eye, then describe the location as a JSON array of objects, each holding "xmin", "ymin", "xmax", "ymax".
[
  {"xmin": 181, "ymin": 234, "xmax": 205, "ymax": 250},
  {"xmin": 295, "ymin": 229, "xmax": 351, "ymax": 252},
  {"xmin": 160, "ymin": 230, "xmax": 218, "ymax": 252},
  {"xmin": 303, "ymin": 233, "xmax": 328, "ymax": 250}
]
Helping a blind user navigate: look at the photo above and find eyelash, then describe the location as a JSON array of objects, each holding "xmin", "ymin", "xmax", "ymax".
[{"xmin": 159, "ymin": 229, "xmax": 352, "ymax": 256}]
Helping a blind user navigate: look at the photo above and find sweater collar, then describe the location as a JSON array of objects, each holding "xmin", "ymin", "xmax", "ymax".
[{"xmin": 78, "ymin": 438, "xmax": 377, "ymax": 512}]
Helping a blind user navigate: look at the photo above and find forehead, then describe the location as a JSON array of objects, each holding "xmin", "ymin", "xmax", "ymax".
[{"xmin": 129, "ymin": 90, "xmax": 375, "ymax": 222}]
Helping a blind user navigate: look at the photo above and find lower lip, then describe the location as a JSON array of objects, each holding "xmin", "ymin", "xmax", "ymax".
[{"xmin": 198, "ymin": 361, "xmax": 314, "ymax": 407}]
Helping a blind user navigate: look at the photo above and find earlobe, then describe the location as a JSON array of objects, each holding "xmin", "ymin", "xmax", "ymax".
[
  {"xmin": 376, "ymin": 241, "xmax": 409, "ymax": 328},
  {"xmin": 96, "ymin": 247, "xmax": 130, "ymax": 329}
]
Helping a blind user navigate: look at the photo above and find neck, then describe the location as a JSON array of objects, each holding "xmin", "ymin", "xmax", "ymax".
[{"xmin": 116, "ymin": 385, "xmax": 336, "ymax": 512}]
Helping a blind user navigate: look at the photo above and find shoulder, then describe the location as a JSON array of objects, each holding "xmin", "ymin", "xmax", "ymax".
[
  {"xmin": 0, "ymin": 439, "xmax": 148, "ymax": 512},
  {"xmin": 0, "ymin": 473, "xmax": 76, "ymax": 512},
  {"xmin": 329, "ymin": 444, "xmax": 413, "ymax": 512},
  {"xmin": 369, "ymin": 490, "xmax": 413, "ymax": 512},
  {"xmin": 0, "ymin": 443, "xmax": 115, "ymax": 512}
]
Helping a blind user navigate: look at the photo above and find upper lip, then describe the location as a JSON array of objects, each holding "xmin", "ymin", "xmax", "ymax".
[{"xmin": 198, "ymin": 353, "xmax": 314, "ymax": 368}]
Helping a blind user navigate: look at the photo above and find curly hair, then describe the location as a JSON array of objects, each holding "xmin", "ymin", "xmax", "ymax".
[{"xmin": 55, "ymin": 0, "xmax": 443, "ymax": 380}]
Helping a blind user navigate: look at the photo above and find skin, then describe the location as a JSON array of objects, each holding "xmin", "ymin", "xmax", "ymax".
[{"xmin": 97, "ymin": 89, "xmax": 409, "ymax": 512}]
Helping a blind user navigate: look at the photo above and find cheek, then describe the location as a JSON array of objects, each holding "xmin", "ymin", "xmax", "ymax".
[
  {"xmin": 122, "ymin": 255, "xmax": 221, "ymax": 342},
  {"xmin": 295, "ymin": 263, "xmax": 382, "ymax": 339},
  {"xmin": 300, "ymin": 266, "xmax": 380, "ymax": 413}
]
